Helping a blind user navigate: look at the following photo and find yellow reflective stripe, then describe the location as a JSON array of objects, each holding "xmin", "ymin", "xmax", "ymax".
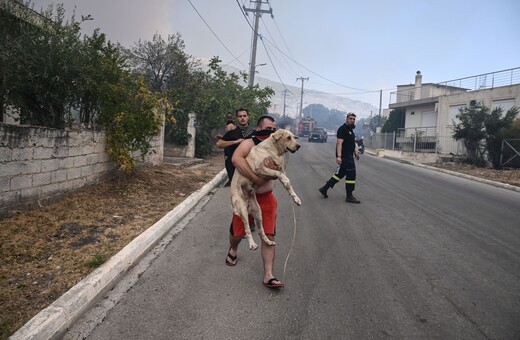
[
  {"xmin": 332, "ymin": 175, "xmax": 341, "ymax": 181},
  {"xmin": 345, "ymin": 180, "xmax": 356, "ymax": 184}
]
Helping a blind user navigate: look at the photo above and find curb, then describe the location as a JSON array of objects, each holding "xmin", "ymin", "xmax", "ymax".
[
  {"xmin": 11, "ymin": 169, "xmax": 228, "ymax": 340},
  {"xmin": 366, "ymin": 151, "xmax": 520, "ymax": 193}
]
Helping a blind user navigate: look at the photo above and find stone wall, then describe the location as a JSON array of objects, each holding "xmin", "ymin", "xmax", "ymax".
[{"xmin": 0, "ymin": 124, "xmax": 163, "ymax": 217}]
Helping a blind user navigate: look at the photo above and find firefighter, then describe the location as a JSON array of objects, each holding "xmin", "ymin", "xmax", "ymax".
[{"xmin": 318, "ymin": 112, "xmax": 361, "ymax": 203}]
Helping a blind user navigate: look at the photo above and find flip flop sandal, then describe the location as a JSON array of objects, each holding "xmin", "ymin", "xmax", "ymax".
[
  {"xmin": 225, "ymin": 250, "xmax": 237, "ymax": 266},
  {"xmin": 263, "ymin": 277, "xmax": 284, "ymax": 288}
]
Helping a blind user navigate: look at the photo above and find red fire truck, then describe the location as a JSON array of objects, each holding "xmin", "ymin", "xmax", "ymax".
[{"xmin": 297, "ymin": 117, "xmax": 316, "ymax": 137}]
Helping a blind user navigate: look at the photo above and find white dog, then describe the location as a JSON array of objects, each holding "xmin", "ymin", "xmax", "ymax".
[{"xmin": 230, "ymin": 129, "xmax": 302, "ymax": 251}]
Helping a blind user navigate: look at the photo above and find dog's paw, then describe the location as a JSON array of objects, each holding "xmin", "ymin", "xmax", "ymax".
[{"xmin": 293, "ymin": 196, "xmax": 302, "ymax": 206}]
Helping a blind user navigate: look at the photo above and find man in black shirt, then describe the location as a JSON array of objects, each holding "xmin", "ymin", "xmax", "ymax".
[
  {"xmin": 216, "ymin": 108, "xmax": 255, "ymax": 186},
  {"xmin": 318, "ymin": 113, "xmax": 361, "ymax": 203}
]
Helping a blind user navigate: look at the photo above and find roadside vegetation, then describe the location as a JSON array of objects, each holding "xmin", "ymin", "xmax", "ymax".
[
  {"xmin": 453, "ymin": 103, "xmax": 519, "ymax": 168},
  {"xmin": 1, "ymin": 1, "xmax": 274, "ymax": 168}
]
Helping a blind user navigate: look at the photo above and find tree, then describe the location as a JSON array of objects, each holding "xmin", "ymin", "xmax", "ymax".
[
  {"xmin": 368, "ymin": 114, "xmax": 387, "ymax": 133},
  {"xmin": 99, "ymin": 75, "xmax": 169, "ymax": 172},
  {"xmin": 126, "ymin": 33, "xmax": 192, "ymax": 93},
  {"xmin": 1, "ymin": 2, "xmax": 170, "ymax": 171},
  {"xmin": 187, "ymin": 57, "xmax": 273, "ymax": 157},
  {"xmin": 483, "ymin": 106, "xmax": 519, "ymax": 168},
  {"xmin": 162, "ymin": 56, "xmax": 273, "ymax": 157},
  {"xmin": 301, "ymin": 104, "xmax": 348, "ymax": 131},
  {"xmin": 452, "ymin": 103, "xmax": 519, "ymax": 167},
  {"xmin": 381, "ymin": 108, "xmax": 405, "ymax": 133},
  {"xmin": 1, "ymin": 2, "xmax": 87, "ymax": 128},
  {"xmin": 452, "ymin": 103, "xmax": 487, "ymax": 165},
  {"xmin": 126, "ymin": 34, "xmax": 274, "ymax": 156}
]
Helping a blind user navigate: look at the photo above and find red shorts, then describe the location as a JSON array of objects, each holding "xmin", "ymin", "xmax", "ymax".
[{"xmin": 230, "ymin": 191, "xmax": 277, "ymax": 237}]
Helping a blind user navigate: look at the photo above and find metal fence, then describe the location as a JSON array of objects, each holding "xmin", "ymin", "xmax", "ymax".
[
  {"xmin": 365, "ymin": 129, "xmax": 467, "ymax": 155},
  {"xmin": 390, "ymin": 67, "xmax": 520, "ymax": 104},
  {"xmin": 501, "ymin": 139, "xmax": 520, "ymax": 167}
]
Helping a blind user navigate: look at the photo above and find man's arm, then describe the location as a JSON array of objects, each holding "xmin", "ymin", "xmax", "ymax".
[
  {"xmin": 336, "ymin": 138, "xmax": 343, "ymax": 165},
  {"xmin": 232, "ymin": 139, "xmax": 268, "ymax": 186},
  {"xmin": 216, "ymin": 138, "xmax": 243, "ymax": 149},
  {"xmin": 225, "ymin": 122, "xmax": 236, "ymax": 132}
]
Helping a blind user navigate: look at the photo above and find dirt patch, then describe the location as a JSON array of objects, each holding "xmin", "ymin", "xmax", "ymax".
[
  {"xmin": 426, "ymin": 162, "xmax": 520, "ymax": 187},
  {"xmin": 0, "ymin": 152, "xmax": 225, "ymax": 339}
]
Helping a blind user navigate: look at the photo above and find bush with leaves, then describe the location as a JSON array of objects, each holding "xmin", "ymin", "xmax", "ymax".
[
  {"xmin": 166, "ymin": 56, "xmax": 274, "ymax": 155},
  {"xmin": 99, "ymin": 76, "xmax": 172, "ymax": 172},
  {"xmin": 188, "ymin": 57, "xmax": 273, "ymax": 156},
  {"xmin": 1, "ymin": 2, "xmax": 172, "ymax": 171},
  {"xmin": 453, "ymin": 103, "xmax": 519, "ymax": 168},
  {"xmin": 125, "ymin": 33, "xmax": 275, "ymax": 154},
  {"xmin": 452, "ymin": 104, "xmax": 487, "ymax": 165},
  {"xmin": 483, "ymin": 106, "xmax": 519, "ymax": 168},
  {"xmin": 382, "ymin": 108, "xmax": 405, "ymax": 133},
  {"xmin": 1, "ymin": 2, "xmax": 86, "ymax": 128}
]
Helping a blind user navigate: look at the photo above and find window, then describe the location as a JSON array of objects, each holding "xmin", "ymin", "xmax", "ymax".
[
  {"xmin": 492, "ymin": 99, "xmax": 515, "ymax": 113},
  {"xmin": 448, "ymin": 105, "xmax": 464, "ymax": 126},
  {"xmin": 421, "ymin": 111, "xmax": 437, "ymax": 127}
]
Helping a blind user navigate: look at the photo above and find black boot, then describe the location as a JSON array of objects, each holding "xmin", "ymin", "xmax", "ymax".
[
  {"xmin": 319, "ymin": 185, "xmax": 329, "ymax": 198},
  {"xmin": 346, "ymin": 192, "xmax": 360, "ymax": 204}
]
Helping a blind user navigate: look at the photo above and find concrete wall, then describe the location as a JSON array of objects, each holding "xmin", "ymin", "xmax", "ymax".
[
  {"xmin": 0, "ymin": 124, "xmax": 163, "ymax": 217},
  {"xmin": 436, "ymin": 84, "xmax": 520, "ymax": 138},
  {"xmin": 381, "ymin": 149, "xmax": 438, "ymax": 163}
]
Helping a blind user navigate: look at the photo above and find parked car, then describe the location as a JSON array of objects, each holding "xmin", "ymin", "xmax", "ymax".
[{"xmin": 308, "ymin": 127, "xmax": 328, "ymax": 143}]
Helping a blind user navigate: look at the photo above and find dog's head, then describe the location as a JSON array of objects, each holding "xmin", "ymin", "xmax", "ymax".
[{"xmin": 271, "ymin": 129, "xmax": 301, "ymax": 154}]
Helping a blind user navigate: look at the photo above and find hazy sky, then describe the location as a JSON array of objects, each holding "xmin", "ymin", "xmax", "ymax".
[{"xmin": 34, "ymin": 0, "xmax": 520, "ymax": 110}]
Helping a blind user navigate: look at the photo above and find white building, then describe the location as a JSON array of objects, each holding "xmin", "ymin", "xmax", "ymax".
[{"xmin": 388, "ymin": 68, "xmax": 520, "ymax": 154}]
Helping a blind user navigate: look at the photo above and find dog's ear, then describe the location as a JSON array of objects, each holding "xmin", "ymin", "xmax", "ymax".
[{"xmin": 272, "ymin": 129, "xmax": 284, "ymax": 140}]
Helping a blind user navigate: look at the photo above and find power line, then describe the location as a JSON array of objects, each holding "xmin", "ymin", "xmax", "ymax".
[
  {"xmin": 187, "ymin": 0, "xmax": 247, "ymax": 68},
  {"xmin": 267, "ymin": 14, "xmax": 304, "ymax": 76},
  {"xmin": 262, "ymin": 37, "xmax": 370, "ymax": 92},
  {"xmin": 260, "ymin": 17, "xmax": 299, "ymax": 79},
  {"xmin": 259, "ymin": 37, "xmax": 289, "ymax": 91}
]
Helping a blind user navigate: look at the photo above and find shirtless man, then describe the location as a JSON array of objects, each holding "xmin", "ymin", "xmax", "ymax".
[{"xmin": 224, "ymin": 116, "xmax": 284, "ymax": 289}]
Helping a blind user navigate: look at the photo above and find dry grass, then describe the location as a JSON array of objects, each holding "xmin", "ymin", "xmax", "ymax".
[
  {"xmin": 427, "ymin": 163, "xmax": 520, "ymax": 187},
  {"xmin": 0, "ymin": 153, "xmax": 224, "ymax": 339}
]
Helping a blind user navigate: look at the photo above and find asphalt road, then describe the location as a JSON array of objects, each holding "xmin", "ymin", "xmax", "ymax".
[{"xmin": 71, "ymin": 138, "xmax": 520, "ymax": 340}]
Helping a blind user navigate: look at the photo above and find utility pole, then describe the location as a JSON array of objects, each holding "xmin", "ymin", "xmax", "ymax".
[
  {"xmin": 296, "ymin": 77, "xmax": 309, "ymax": 120},
  {"xmin": 379, "ymin": 89, "xmax": 382, "ymax": 116},
  {"xmin": 282, "ymin": 89, "xmax": 288, "ymax": 121},
  {"xmin": 244, "ymin": 1, "xmax": 272, "ymax": 87}
]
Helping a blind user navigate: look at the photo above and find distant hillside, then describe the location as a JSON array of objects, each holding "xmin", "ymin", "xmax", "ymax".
[
  {"xmin": 254, "ymin": 76, "xmax": 378, "ymax": 119},
  {"xmin": 196, "ymin": 59, "xmax": 378, "ymax": 119}
]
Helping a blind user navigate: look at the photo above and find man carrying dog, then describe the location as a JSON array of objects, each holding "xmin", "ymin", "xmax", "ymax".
[
  {"xmin": 216, "ymin": 108, "xmax": 255, "ymax": 186},
  {"xmin": 318, "ymin": 112, "xmax": 361, "ymax": 204},
  {"xmin": 224, "ymin": 115, "xmax": 284, "ymax": 289}
]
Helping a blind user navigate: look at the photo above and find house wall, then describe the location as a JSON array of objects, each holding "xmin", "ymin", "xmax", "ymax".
[
  {"xmin": 0, "ymin": 124, "xmax": 164, "ymax": 218},
  {"xmin": 404, "ymin": 103, "xmax": 436, "ymax": 129},
  {"xmin": 436, "ymin": 84, "xmax": 520, "ymax": 138}
]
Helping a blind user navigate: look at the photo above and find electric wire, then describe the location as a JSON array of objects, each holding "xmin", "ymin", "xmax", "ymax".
[
  {"xmin": 187, "ymin": 0, "xmax": 247, "ymax": 69},
  {"xmin": 259, "ymin": 36, "xmax": 290, "ymax": 91},
  {"xmin": 237, "ymin": 1, "xmax": 376, "ymax": 93},
  {"xmin": 260, "ymin": 17, "xmax": 300, "ymax": 79}
]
